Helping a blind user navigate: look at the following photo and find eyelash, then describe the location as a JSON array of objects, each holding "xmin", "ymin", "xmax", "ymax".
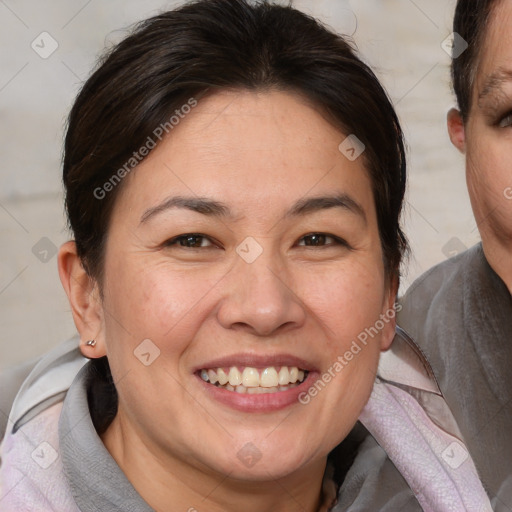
[
  {"xmin": 497, "ymin": 111, "xmax": 512, "ymax": 128},
  {"xmin": 296, "ymin": 233, "xmax": 348, "ymax": 248},
  {"xmin": 164, "ymin": 233, "xmax": 349, "ymax": 249}
]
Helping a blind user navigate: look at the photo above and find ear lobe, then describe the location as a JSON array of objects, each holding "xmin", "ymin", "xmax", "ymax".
[
  {"xmin": 380, "ymin": 314, "xmax": 396, "ymax": 352},
  {"xmin": 58, "ymin": 241, "xmax": 107, "ymax": 358},
  {"xmin": 379, "ymin": 276, "xmax": 398, "ymax": 352},
  {"xmin": 447, "ymin": 108, "xmax": 466, "ymax": 153}
]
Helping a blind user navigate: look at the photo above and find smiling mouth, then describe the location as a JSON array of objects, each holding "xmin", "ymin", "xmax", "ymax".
[{"xmin": 199, "ymin": 366, "xmax": 309, "ymax": 394}]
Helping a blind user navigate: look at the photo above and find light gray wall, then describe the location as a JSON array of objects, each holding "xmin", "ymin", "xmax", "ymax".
[{"xmin": 0, "ymin": 0, "xmax": 478, "ymax": 367}]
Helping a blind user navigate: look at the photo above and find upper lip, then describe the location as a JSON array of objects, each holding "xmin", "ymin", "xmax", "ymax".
[{"xmin": 193, "ymin": 353, "xmax": 318, "ymax": 372}]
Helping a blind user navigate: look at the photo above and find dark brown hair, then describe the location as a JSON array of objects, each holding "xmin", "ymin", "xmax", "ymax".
[
  {"xmin": 63, "ymin": 0, "xmax": 407, "ymax": 284},
  {"xmin": 452, "ymin": 0, "xmax": 501, "ymax": 120}
]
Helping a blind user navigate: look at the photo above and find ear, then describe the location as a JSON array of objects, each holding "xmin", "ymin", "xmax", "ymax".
[
  {"xmin": 379, "ymin": 275, "xmax": 399, "ymax": 352},
  {"xmin": 447, "ymin": 108, "xmax": 466, "ymax": 153},
  {"xmin": 58, "ymin": 241, "xmax": 107, "ymax": 359}
]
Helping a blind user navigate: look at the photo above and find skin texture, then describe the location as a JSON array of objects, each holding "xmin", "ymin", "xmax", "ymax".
[
  {"xmin": 59, "ymin": 90, "xmax": 397, "ymax": 512},
  {"xmin": 447, "ymin": 0, "xmax": 512, "ymax": 294}
]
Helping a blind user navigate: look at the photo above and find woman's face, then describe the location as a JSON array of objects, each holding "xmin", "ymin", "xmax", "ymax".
[
  {"xmin": 96, "ymin": 90, "xmax": 396, "ymax": 480},
  {"xmin": 463, "ymin": 0, "xmax": 512, "ymax": 245}
]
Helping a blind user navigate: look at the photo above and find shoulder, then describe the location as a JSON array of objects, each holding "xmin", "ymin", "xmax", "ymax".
[
  {"xmin": 1, "ymin": 336, "xmax": 87, "ymax": 440},
  {"xmin": 397, "ymin": 243, "xmax": 484, "ymax": 343},
  {"xmin": 0, "ymin": 358, "xmax": 39, "ymax": 441},
  {"xmin": 400, "ymin": 244, "xmax": 483, "ymax": 315},
  {"xmin": 0, "ymin": 338, "xmax": 86, "ymax": 510},
  {"xmin": 0, "ymin": 401, "xmax": 81, "ymax": 511},
  {"xmin": 335, "ymin": 434, "xmax": 422, "ymax": 512},
  {"xmin": 343, "ymin": 328, "xmax": 493, "ymax": 511}
]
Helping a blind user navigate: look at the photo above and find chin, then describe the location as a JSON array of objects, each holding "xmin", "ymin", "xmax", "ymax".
[
  {"xmin": 218, "ymin": 432, "xmax": 325, "ymax": 481},
  {"xmin": 227, "ymin": 454, "xmax": 312, "ymax": 482}
]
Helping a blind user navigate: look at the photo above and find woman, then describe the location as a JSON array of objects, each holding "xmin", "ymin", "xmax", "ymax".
[
  {"xmin": 0, "ymin": 1, "xmax": 490, "ymax": 511},
  {"xmin": 341, "ymin": 0, "xmax": 512, "ymax": 509},
  {"xmin": 400, "ymin": 0, "xmax": 512, "ymax": 506}
]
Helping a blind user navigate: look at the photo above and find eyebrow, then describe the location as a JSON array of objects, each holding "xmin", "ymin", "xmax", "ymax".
[
  {"xmin": 478, "ymin": 67, "xmax": 512, "ymax": 102},
  {"xmin": 140, "ymin": 196, "xmax": 229, "ymax": 223},
  {"xmin": 284, "ymin": 194, "xmax": 366, "ymax": 223},
  {"xmin": 140, "ymin": 193, "xmax": 366, "ymax": 224}
]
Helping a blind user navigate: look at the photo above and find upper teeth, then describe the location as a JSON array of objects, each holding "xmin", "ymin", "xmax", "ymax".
[{"xmin": 200, "ymin": 366, "xmax": 306, "ymax": 388}]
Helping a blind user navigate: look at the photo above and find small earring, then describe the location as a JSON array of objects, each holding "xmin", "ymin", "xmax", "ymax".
[{"xmin": 85, "ymin": 340, "xmax": 96, "ymax": 347}]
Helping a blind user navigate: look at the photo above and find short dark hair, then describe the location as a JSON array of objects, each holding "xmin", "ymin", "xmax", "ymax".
[
  {"xmin": 452, "ymin": 0, "xmax": 501, "ymax": 120},
  {"xmin": 63, "ymin": 0, "xmax": 407, "ymax": 284}
]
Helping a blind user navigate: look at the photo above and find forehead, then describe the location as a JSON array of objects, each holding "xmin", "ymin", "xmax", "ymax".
[
  {"xmin": 167, "ymin": 89, "xmax": 343, "ymax": 154},
  {"xmin": 475, "ymin": 0, "xmax": 512, "ymax": 92},
  {"xmin": 113, "ymin": 89, "xmax": 375, "ymax": 221},
  {"xmin": 134, "ymin": 89, "xmax": 366, "ymax": 182}
]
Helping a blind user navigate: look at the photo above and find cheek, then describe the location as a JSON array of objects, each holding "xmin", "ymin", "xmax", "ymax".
[
  {"xmin": 303, "ymin": 261, "xmax": 386, "ymax": 343},
  {"xmin": 316, "ymin": 266, "xmax": 387, "ymax": 399},
  {"xmin": 466, "ymin": 142, "xmax": 512, "ymax": 224},
  {"xmin": 102, "ymin": 258, "xmax": 219, "ymax": 356},
  {"xmin": 466, "ymin": 131, "xmax": 510, "ymax": 196}
]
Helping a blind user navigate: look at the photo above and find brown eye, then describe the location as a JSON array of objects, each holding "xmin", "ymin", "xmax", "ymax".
[
  {"xmin": 298, "ymin": 233, "xmax": 344, "ymax": 247},
  {"xmin": 498, "ymin": 113, "xmax": 512, "ymax": 128},
  {"xmin": 166, "ymin": 234, "xmax": 214, "ymax": 248}
]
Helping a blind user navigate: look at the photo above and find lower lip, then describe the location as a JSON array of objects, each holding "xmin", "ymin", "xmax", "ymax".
[{"xmin": 197, "ymin": 372, "xmax": 319, "ymax": 412}]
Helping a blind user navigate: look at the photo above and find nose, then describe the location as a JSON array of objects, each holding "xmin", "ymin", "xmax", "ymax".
[{"xmin": 216, "ymin": 250, "xmax": 307, "ymax": 337}]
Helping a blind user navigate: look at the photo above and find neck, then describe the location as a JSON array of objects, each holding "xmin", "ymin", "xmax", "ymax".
[
  {"xmin": 101, "ymin": 411, "xmax": 329, "ymax": 512},
  {"xmin": 481, "ymin": 235, "xmax": 512, "ymax": 296}
]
